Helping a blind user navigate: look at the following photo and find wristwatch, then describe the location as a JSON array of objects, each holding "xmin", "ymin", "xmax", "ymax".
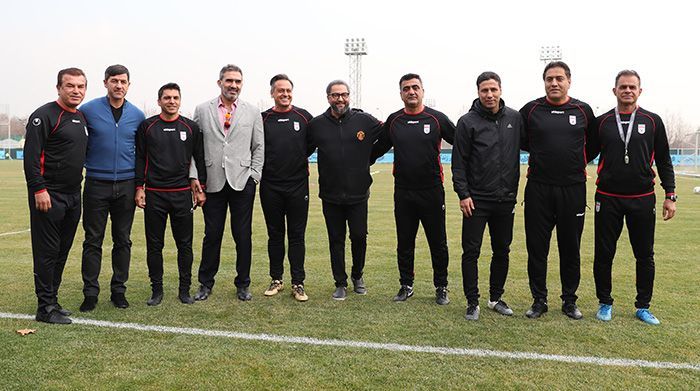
[{"xmin": 665, "ymin": 194, "xmax": 677, "ymax": 202}]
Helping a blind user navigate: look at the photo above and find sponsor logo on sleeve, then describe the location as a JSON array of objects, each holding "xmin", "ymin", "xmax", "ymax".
[{"xmin": 32, "ymin": 118, "xmax": 41, "ymax": 126}]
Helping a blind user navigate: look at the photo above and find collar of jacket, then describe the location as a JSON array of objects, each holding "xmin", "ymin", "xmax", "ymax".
[{"xmin": 323, "ymin": 107, "xmax": 358, "ymax": 123}]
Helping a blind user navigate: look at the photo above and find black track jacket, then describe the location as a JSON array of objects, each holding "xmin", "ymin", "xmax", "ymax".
[
  {"xmin": 592, "ymin": 107, "xmax": 675, "ymax": 196},
  {"xmin": 452, "ymin": 99, "xmax": 523, "ymax": 202},
  {"xmin": 520, "ymin": 97, "xmax": 596, "ymax": 185},
  {"xmin": 372, "ymin": 106, "xmax": 455, "ymax": 190},
  {"xmin": 135, "ymin": 114, "xmax": 206, "ymax": 191},
  {"xmin": 24, "ymin": 101, "xmax": 88, "ymax": 195},
  {"xmin": 307, "ymin": 108, "xmax": 383, "ymax": 204}
]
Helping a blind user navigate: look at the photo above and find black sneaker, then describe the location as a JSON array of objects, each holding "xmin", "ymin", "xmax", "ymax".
[
  {"xmin": 525, "ymin": 300, "xmax": 548, "ymax": 319},
  {"xmin": 465, "ymin": 303, "xmax": 480, "ymax": 321},
  {"xmin": 435, "ymin": 286, "xmax": 450, "ymax": 305},
  {"xmin": 351, "ymin": 277, "xmax": 367, "ymax": 295},
  {"xmin": 36, "ymin": 308, "xmax": 72, "ymax": 324},
  {"xmin": 55, "ymin": 303, "xmax": 72, "ymax": 316},
  {"xmin": 147, "ymin": 290, "xmax": 163, "ymax": 306},
  {"xmin": 562, "ymin": 302, "xmax": 583, "ymax": 320},
  {"xmin": 80, "ymin": 296, "xmax": 98, "ymax": 312},
  {"xmin": 110, "ymin": 292, "xmax": 129, "ymax": 309},
  {"xmin": 179, "ymin": 290, "xmax": 194, "ymax": 304},
  {"xmin": 393, "ymin": 285, "xmax": 414, "ymax": 302}
]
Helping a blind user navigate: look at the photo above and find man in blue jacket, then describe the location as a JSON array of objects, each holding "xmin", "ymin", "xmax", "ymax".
[{"xmin": 79, "ymin": 65, "xmax": 145, "ymax": 311}]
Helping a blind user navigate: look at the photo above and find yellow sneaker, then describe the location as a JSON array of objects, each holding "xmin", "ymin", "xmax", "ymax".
[
  {"xmin": 291, "ymin": 284, "xmax": 309, "ymax": 302},
  {"xmin": 264, "ymin": 280, "xmax": 284, "ymax": 296}
]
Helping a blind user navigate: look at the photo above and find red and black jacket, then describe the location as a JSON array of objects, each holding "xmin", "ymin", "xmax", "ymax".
[
  {"xmin": 135, "ymin": 114, "xmax": 206, "ymax": 191},
  {"xmin": 520, "ymin": 97, "xmax": 596, "ymax": 186},
  {"xmin": 372, "ymin": 106, "xmax": 455, "ymax": 190},
  {"xmin": 592, "ymin": 107, "xmax": 675, "ymax": 197},
  {"xmin": 24, "ymin": 101, "xmax": 88, "ymax": 195}
]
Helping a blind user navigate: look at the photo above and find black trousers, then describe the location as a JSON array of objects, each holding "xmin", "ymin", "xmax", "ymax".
[
  {"xmin": 524, "ymin": 181, "xmax": 586, "ymax": 303},
  {"xmin": 461, "ymin": 200, "xmax": 514, "ymax": 304},
  {"xmin": 321, "ymin": 200, "xmax": 367, "ymax": 287},
  {"xmin": 394, "ymin": 186, "xmax": 449, "ymax": 287},
  {"xmin": 198, "ymin": 179, "xmax": 256, "ymax": 289},
  {"xmin": 81, "ymin": 178, "xmax": 136, "ymax": 297},
  {"xmin": 29, "ymin": 190, "xmax": 81, "ymax": 313},
  {"xmin": 260, "ymin": 180, "xmax": 308, "ymax": 285},
  {"xmin": 594, "ymin": 193, "xmax": 656, "ymax": 309},
  {"xmin": 144, "ymin": 190, "xmax": 193, "ymax": 291}
]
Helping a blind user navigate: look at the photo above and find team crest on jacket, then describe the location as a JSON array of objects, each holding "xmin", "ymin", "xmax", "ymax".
[
  {"xmin": 638, "ymin": 124, "xmax": 646, "ymax": 134},
  {"xmin": 357, "ymin": 130, "xmax": 365, "ymax": 141},
  {"xmin": 424, "ymin": 124, "xmax": 430, "ymax": 134},
  {"xmin": 569, "ymin": 115, "xmax": 576, "ymax": 125},
  {"xmin": 180, "ymin": 131, "xmax": 187, "ymax": 141},
  {"xmin": 294, "ymin": 121, "xmax": 300, "ymax": 131}
]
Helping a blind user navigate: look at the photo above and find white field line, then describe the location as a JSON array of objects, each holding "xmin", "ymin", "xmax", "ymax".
[
  {"xmin": 0, "ymin": 228, "xmax": 30, "ymax": 237},
  {"xmin": 1, "ymin": 312, "xmax": 698, "ymax": 372},
  {"xmin": 370, "ymin": 170, "xmax": 381, "ymax": 176}
]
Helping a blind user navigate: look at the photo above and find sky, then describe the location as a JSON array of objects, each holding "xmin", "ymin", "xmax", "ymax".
[{"xmin": 2, "ymin": 0, "xmax": 699, "ymax": 136}]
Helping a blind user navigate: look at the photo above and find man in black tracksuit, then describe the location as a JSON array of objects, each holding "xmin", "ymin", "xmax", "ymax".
[
  {"xmin": 372, "ymin": 73, "xmax": 455, "ymax": 305},
  {"xmin": 590, "ymin": 70, "xmax": 676, "ymax": 325},
  {"xmin": 24, "ymin": 68, "xmax": 88, "ymax": 324},
  {"xmin": 452, "ymin": 72, "xmax": 523, "ymax": 320},
  {"xmin": 307, "ymin": 80, "xmax": 383, "ymax": 301},
  {"xmin": 135, "ymin": 83, "xmax": 206, "ymax": 306},
  {"xmin": 260, "ymin": 74, "xmax": 313, "ymax": 302},
  {"xmin": 520, "ymin": 61, "xmax": 596, "ymax": 319}
]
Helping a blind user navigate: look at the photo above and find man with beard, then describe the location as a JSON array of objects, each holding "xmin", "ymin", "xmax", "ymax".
[{"xmin": 307, "ymin": 80, "xmax": 383, "ymax": 300}]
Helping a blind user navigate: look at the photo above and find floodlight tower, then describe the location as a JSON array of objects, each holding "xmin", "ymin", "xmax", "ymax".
[
  {"xmin": 539, "ymin": 45, "xmax": 562, "ymax": 64},
  {"xmin": 345, "ymin": 38, "xmax": 367, "ymax": 109}
]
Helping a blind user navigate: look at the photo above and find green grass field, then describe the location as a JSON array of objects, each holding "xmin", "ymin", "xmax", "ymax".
[{"xmin": 1, "ymin": 160, "xmax": 698, "ymax": 390}]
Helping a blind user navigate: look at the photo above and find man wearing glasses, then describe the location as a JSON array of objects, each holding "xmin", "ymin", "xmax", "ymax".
[
  {"xmin": 190, "ymin": 64, "xmax": 264, "ymax": 302},
  {"xmin": 307, "ymin": 80, "xmax": 383, "ymax": 300}
]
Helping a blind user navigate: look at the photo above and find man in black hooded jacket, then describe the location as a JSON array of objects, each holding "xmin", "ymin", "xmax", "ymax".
[{"xmin": 452, "ymin": 71, "xmax": 523, "ymax": 320}]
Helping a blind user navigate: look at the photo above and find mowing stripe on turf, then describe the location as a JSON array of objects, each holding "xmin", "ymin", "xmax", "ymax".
[
  {"xmin": 2, "ymin": 312, "xmax": 698, "ymax": 372},
  {"xmin": 0, "ymin": 228, "xmax": 30, "ymax": 237}
]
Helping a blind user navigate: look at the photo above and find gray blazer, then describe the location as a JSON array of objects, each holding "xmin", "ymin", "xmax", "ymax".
[{"xmin": 190, "ymin": 97, "xmax": 264, "ymax": 192}]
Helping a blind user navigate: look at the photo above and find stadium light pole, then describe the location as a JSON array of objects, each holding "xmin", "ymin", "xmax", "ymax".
[
  {"xmin": 344, "ymin": 38, "xmax": 367, "ymax": 109},
  {"xmin": 695, "ymin": 128, "xmax": 699, "ymax": 170},
  {"xmin": 540, "ymin": 45, "xmax": 562, "ymax": 64}
]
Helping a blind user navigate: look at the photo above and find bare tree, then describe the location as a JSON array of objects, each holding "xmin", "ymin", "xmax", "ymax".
[{"xmin": 663, "ymin": 111, "xmax": 695, "ymax": 149}]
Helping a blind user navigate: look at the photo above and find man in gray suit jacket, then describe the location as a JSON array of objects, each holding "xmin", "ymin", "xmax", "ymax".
[{"xmin": 190, "ymin": 64, "xmax": 264, "ymax": 301}]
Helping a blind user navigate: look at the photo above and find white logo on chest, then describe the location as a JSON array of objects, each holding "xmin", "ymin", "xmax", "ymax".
[
  {"xmin": 294, "ymin": 121, "xmax": 300, "ymax": 131},
  {"xmin": 424, "ymin": 124, "xmax": 430, "ymax": 134},
  {"xmin": 569, "ymin": 115, "xmax": 576, "ymax": 125},
  {"xmin": 638, "ymin": 124, "xmax": 646, "ymax": 134},
  {"xmin": 180, "ymin": 131, "xmax": 187, "ymax": 141}
]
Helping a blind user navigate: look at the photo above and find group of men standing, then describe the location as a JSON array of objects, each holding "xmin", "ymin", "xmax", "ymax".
[{"xmin": 24, "ymin": 61, "xmax": 676, "ymax": 326}]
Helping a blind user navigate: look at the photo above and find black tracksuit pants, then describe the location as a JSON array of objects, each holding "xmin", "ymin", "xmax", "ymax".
[
  {"xmin": 81, "ymin": 178, "xmax": 136, "ymax": 297},
  {"xmin": 198, "ymin": 179, "xmax": 256, "ymax": 289},
  {"xmin": 461, "ymin": 200, "xmax": 514, "ymax": 305},
  {"xmin": 144, "ymin": 190, "xmax": 193, "ymax": 292},
  {"xmin": 29, "ymin": 190, "xmax": 81, "ymax": 314},
  {"xmin": 321, "ymin": 200, "xmax": 367, "ymax": 287},
  {"xmin": 394, "ymin": 186, "xmax": 449, "ymax": 288},
  {"xmin": 260, "ymin": 180, "xmax": 308, "ymax": 285},
  {"xmin": 524, "ymin": 180, "xmax": 586, "ymax": 303},
  {"xmin": 594, "ymin": 193, "xmax": 656, "ymax": 309}
]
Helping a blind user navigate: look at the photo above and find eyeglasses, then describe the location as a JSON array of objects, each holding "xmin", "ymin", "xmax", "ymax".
[
  {"xmin": 224, "ymin": 112, "xmax": 231, "ymax": 129},
  {"xmin": 328, "ymin": 92, "xmax": 349, "ymax": 100}
]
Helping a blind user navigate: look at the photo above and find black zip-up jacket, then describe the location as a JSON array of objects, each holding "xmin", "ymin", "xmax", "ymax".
[
  {"xmin": 592, "ymin": 107, "xmax": 675, "ymax": 197},
  {"xmin": 261, "ymin": 106, "xmax": 313, "ymax": 190},
  {"xmin": 135, "ymin": 114, "xmax": 206, "ymax": 191},
  {"xmin": 520, "ymin": 96, "xmax": 596, "ymax": 185},
  {"xmin": 24, "ymin": 101, "xmax": 88, "ymax": 194},
  {"xmin": 372, "ymin": 106, "xmax": 455, "ymax": 190},
  {"xmin": 452, "ymin": 99, "xmax": 523, "ymax": 202},
  {"xmin": 307, "ymin": 108, "xmax": 383, "ymax": 204}
]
